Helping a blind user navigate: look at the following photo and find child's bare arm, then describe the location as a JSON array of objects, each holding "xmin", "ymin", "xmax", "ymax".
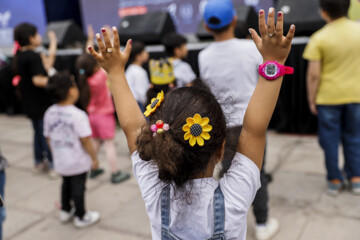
[
  {"xmin": 88, "ymin": 27, "xmax": 146, "ymax": 154},
  {"xmin": 237, "ymin": 9, "xmax": 295, "ymax": 170},
  {"xmin": 80, "ymin": 136, "xmax": 99, "ymax": 169}
]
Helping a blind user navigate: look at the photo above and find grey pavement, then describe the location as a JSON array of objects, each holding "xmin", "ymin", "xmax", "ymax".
[{"xmin": 0, "ymin": 115, "xmax": 359, "ymax": 240}]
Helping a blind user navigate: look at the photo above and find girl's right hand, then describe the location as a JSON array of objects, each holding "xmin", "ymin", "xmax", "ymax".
[
  {"xmin": 88, "ymin": 27, "xmax": 132, "ymax": 74},
  {"xmin": 249, "ymin": 8, "xmax": 295, "ymax": 64}
]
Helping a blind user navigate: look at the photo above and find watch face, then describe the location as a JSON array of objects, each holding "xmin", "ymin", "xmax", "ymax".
[{"xmin": 265, "ymin": 63, "xmax": 278, "ymax": 77}]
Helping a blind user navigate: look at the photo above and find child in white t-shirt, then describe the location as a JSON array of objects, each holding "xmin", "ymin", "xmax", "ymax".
[
  {"xmin": 163, "ymin": 33, "xmax": 196, "ymax": 87},
  {"xmin": 44, "ymin": 72, "xmax": 100, "ymax": 228},
  {"xmin": 88, "ymin": 7, "xmax": 295, "ymax": 239},
  {"xmin": 125, "ymin": 41, "xmax": 150, "ymax": 112}
]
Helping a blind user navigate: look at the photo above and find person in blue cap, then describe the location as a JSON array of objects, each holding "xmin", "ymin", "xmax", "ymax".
[{"xmin": 199, "ymin": 0, "xmax": 279, "ymax": 239}]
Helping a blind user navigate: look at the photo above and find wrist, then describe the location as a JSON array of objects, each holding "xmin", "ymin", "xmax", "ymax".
[{"xmin": 263, "ymin": 59, "xmax": 286, "ymax": 65}]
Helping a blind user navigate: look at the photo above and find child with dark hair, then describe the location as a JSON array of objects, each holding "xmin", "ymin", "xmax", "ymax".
[
  {"xmin": 199, "ymin": 1, "xmax": 276, "ymax": 239},
  {"xmin": 163, "ymin": 33, "xmax": 196, "ymax": 87},
  {"xmin": 76, "ymin": 53, "xmax": 130, "ymax": 184},
  {"xmin": 125, "ymin": 41, "xmax": 150, "ymax": 112},
  {"xmin": 304, "ymin": 0, "xmax": 360, "ymax": 195},
  {"xmin": 14, "ymin": 22, "xmax": 57, "ymax": 176},
  {"xmin": 44, "ymin": 72, "xmax": 100, "ymax": 228},
  {"xmin": 88, "ymin": 8, "xmax": 295, "ymax": 239}
]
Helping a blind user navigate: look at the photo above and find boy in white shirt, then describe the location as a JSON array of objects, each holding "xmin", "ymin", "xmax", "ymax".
[
  {"xmin": 198, "ymin": 0, "xmax": 278, "ymax": 239},
  {"xmin": 44, "ymin": 72, "xmax": 100, "ymax": 228},
  {"xmin": 163, "ymin": 33, "xmax": 196, "ymax": 87},
  {"xmin": 125, "ymin": 42, "xmax": 150, "ymax": 112}
]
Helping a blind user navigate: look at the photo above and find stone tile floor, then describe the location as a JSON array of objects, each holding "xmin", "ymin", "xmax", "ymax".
[{"xmin": 0, "ymin": 115, "xmax": 359, "ymax": 240}]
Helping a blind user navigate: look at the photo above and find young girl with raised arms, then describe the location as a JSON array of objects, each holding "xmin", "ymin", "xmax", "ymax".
[{"xmin": 89, "ymin": 8, "xmax": 295, "ymax": 240}]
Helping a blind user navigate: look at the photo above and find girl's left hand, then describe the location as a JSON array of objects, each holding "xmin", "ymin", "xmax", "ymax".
[{"xmin": 88, "ymin": 26, "xmax": 132, "ymax": 74}]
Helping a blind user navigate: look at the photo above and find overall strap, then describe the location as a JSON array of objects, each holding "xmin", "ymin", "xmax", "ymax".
[
  {"xmin": 213, "ymin": 186, "xmax": 225, "ymax": 235},
  {"xmin": 161, "ymin": 185, "xmax": 171, "ymax": 230}
]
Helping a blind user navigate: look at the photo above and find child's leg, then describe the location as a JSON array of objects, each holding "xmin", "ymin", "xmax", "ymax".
[
  {"xmin": 103, "ymin": 139, "xmax": 119, "ymax": 173},
  {"xmin": 70, "ymin": 172, "xmax": 87, "ymax": 219},
  {"xmin": 61, "ymin": 176, "xmax": 72, "ymax": 212},
  {"xmin": 92, "ymin": 138, "xmax": 101, "ymax": 154}
]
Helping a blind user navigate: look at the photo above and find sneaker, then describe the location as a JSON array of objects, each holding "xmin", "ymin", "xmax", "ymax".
[
  {"xmin": 350, "ymin": 181, "xmax": 360, "ymax": 195},
  {"xmin": 73, "ymin": 211, "xmax": 100, "ymax": 228},
  {"xmin": 111, "ymin": 171, "xmax": 130, "ymax": 184},
  {"xmin": 34, "ymin": 162, "xmax": 47, "ymax": 174},
  {"xmin": 327, "ymin": 180, "xmax": 344, "ymax": 196},
  {"xmin": 255, "ymin": 218, "xmax": 279, "ymax": 240},
  {"xmin": 89, "ymin": 168, "xmax": 104, "ymax": 179},
  {"xmin": 59, "ymin": 208, "xmax": 75, "ymax": 223},
  {"xmin": 48, "ymin": 169, "xmax": 58, "ymax": 179}
]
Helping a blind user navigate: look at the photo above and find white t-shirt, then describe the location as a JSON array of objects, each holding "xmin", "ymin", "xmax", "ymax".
[
  {"xmin": 172, "ymin": 59, "xmax": 196, "ymax": 88},
  {"xmin": 199, "ymin": 38, "xmax": 263, "ymax": 127},
  {"xmin": 132, "ymin": 151, "xmax": 261, "ymax": 240},
  {"xmin": 125, "ymin": 64, "xmax": 150, "ymax": 106},
  {"xmin": 44, "ymin": 105, "xmax": 92, "ymax": 176}
]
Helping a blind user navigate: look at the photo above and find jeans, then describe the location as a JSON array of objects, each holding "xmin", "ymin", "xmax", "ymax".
[
  {"xmin": 221, "ymin": 126, "xmax": 268, "ymax": 224},
  {"xmin": 317, "ymin": 104, "xmax": 360, "ymax": 181},
  {"xmin": 31, "ymin": 118, "xmax": 53, "ymax": 167},
  {"xmin": 61, "ymin": 172, "xmax": 87, "ymax": 219},
  {"xmin": 0, "ymin": 170, "xmax": 6, "ymax": 240}
]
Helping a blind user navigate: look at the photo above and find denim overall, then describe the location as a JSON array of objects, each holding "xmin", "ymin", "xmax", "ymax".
[{"xmin": 161, "ymin": 185, "xmax": 227, "ymax": 240}]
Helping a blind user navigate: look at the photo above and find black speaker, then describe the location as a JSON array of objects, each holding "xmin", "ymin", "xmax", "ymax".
[
  {"xmin": 118, "ymin": 11, "xmax": 176, "ymax": 45},
  {"xmin": 43, "ymin": 20, "xmax": 86, "ymax": 48},
  {"xmin": 277, "ymin": 0, "xmax": 326, "ymax": 36},
  {"xmin": 196, "ymin": 5, "xmax": 258, "ymax": 40}
]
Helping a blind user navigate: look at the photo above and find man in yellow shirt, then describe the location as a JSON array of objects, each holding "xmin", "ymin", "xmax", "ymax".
[{"xmin": 303, "ymin": 0, "xmax": 360, "ymax": 196}]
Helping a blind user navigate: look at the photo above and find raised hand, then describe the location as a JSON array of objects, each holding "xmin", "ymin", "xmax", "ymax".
[
  {"xmin": 48, "ymin": 30, "xmax": 57, "ymax": 44},
  {"xmin": 249, "ymin": 8, "xmax": 295, "ymax": 64},
  {"xmin": 88, "ymin": 26, "xmax": 132, "ymax": 73}
]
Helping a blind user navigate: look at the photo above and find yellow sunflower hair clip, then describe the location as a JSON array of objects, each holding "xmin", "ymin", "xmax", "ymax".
[
  {"xmin": 144, "ymin": 91, "xmax": 164, "ymax": 117},
  {"xmin": 183, "ymin": 114, "xmax": 212, "ymax": 147}
]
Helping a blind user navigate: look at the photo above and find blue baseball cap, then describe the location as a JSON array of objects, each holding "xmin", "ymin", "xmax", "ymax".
[{"xmin": 203, "ymin": 0, "xmax": 236, "ymax": 30}]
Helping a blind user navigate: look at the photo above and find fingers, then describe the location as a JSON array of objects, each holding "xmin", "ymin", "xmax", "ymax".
[
  {"xmin": 258, "ymin": 9, "xmax": 267, "ymax": 37},
  {"xmin": 112, "ymin": 26, "xmax": 120, "ymax": 51},
  {"xmin": 276, "ymin": 11, "xmax": 284, "ymax": 39},
  {"xmin": 249, "ymin": 28, "xmax": 261, "ymax": 46},
  {"xmin": 101, "ymin": 28, "xmax": 113, "ymax": 50},
  {"xmin": 96, "ymin": 33, "xmax": 106, "ymax": 55},
  {"xmin": 88, "ymin": 46, "xmax": 101, "ymax": 61},
  {"xmin": 284, "ymin": 24, "xmax": 296, "ymax": 46},
  {"xmin": 123, "ymin": 39, "xmax": 133, "ymax": 62},
  {"xmin": 267, "ymin": 8, "xmax": 275, "ymax": 35}
]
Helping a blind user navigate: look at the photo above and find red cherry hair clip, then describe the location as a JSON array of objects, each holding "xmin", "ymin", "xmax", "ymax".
[{"xmin": 151, "ymin": 120, "xmax": 170, "ymax": 136}]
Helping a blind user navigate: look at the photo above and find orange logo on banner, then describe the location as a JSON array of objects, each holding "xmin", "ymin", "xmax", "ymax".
[{"xmin": 118, "ymin": 6, "xmax": 148, "ymax": 18}]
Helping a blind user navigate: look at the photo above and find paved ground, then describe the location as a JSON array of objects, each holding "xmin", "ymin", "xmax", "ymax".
[{"xmin": 0, "ymin": 115, "xmax": 359, "ymax": 240}]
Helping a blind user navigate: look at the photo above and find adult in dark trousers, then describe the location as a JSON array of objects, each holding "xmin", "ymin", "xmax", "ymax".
[
  {"xmin": 198, "ymin": 1, "xmax": 278, "ymax": 239},
  {"xmin": 13, "ymin": 23, "xmax": 57, "ymax": 177}
]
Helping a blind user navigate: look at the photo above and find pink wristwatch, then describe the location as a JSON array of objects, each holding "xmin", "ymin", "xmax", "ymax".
[{"xmin": 258, "ymin": 61, "xmax": 294, "ymax": 80}]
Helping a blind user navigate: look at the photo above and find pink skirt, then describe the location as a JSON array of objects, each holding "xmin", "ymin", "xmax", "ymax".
[{"xmin": 89, "ymin": 113, "xmax": 116, "ymax": 140}]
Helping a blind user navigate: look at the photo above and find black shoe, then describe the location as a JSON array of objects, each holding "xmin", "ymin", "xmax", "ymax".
[
  {"xmin": 90, "ymin": 168, "xmax": 104, "ymax": 179},
  {"xmin": 111, "ymin": 171, "xmax": 130, "ymax": 184}
]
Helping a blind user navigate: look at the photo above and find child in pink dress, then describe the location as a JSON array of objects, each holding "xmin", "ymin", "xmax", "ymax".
[{"xmin": 76, "ymin": 53, "xmax": 130, "ymax": 184}]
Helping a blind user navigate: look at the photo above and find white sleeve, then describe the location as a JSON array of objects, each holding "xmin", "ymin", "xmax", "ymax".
[
  {"xmin": 180, "ymin": 62, "xmax": 196, "ymax": 85},
  {"xmin": 75, "ymin": 112, "xmax": 92, "ymax": 138},
  {"xmin": 220, "ymin": 153, "xmax": 261, "ymax": 211},
  {"xmin": 131, "ymin": 151, "xmax": 164, "ymax": 201},
  {"xmin": 43, "ymin": 110, "xmax": 50, "ymax": 137},
  {"xmin": 198, "ymin": 51, "xmax": 204, "ymax": 78},
  {"xmin": 136, "ymin": 70, "xmax": 149, "ymax": 105}
]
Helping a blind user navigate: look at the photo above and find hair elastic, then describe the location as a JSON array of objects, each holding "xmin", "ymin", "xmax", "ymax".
[{"xmin": 151, "ymin": 120, "xmax": 169, "ymax": 136}]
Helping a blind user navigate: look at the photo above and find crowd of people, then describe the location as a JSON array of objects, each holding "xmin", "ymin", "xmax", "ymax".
[{"xmin": 0, "ymin": 0, "xmax": 359, "ymax": 239}]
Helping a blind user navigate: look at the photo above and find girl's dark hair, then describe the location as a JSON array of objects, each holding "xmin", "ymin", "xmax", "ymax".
[
  {"xmin": 320, "ymin": 0, "xmax": 350, "ymax": 19},
  {"xmin": 137, "ymin": 87, "xmax": 226, "ymax": 189},
  {"xmin": 47, "ymin": 72, "xmax": 76, "ymax": 103},
  {"xmin": 14, "ymin": 23, "xmax": 37, "ymax": 47},
  {"xmin": 163, "ymin": 33, "xmax": 187, "ymax": 57},
  {"xmin": 129, "ymin": 42, "xmax": 145, "ymax": 63},
  {"xmin": 75, "ymin": 53, "xmax": 98, "ymax": 110}
]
